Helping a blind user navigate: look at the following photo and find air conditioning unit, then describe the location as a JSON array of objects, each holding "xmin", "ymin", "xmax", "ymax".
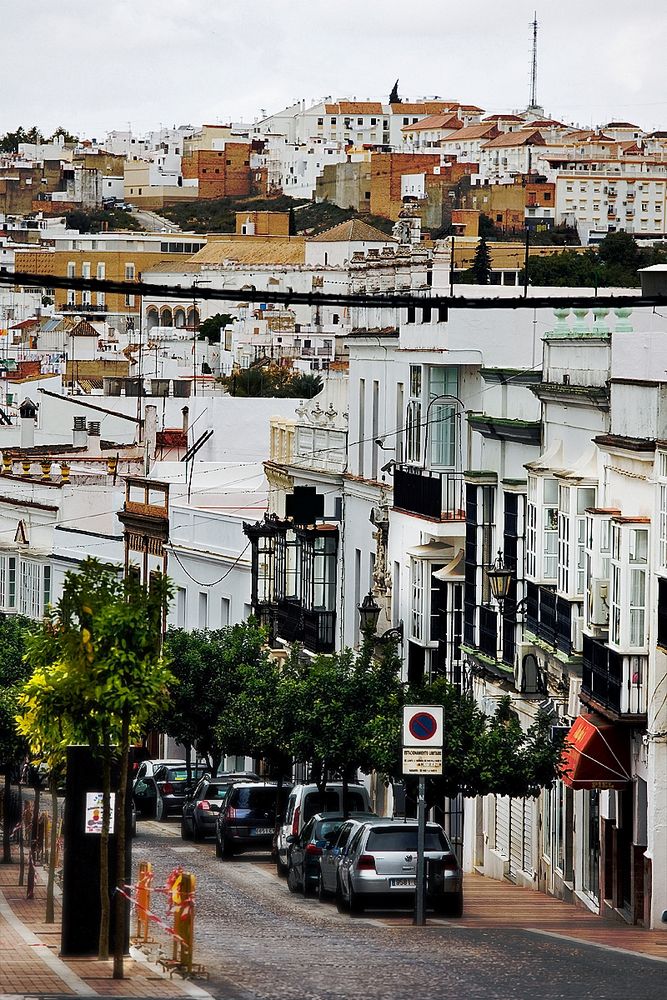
[
  {"xmin": 589, "ymin": 578, "xmax": 609, "ymax": 626},
  {"xmin": 572, "ymin": 614, "xmax": 584, "ymax": 653}
]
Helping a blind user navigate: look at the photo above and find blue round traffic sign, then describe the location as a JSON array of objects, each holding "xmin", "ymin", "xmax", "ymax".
[{"xmin": 408, "ymin": 711, "xmax": 438, "ymax": 741}]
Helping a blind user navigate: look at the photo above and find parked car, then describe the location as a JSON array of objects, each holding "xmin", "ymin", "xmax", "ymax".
[
  {"xmin": 132, "ymin": 759, "xmax": 184, "ymax": 818},
  {"xmin": 336, "ymin": 819, "xmax": 463, "ymax": 916},
  {"xmin": 317, "ymin": 817, "xmax": 379, "ymax": 900},
  {"xmin": 215, "ymin": 782, "xmax": 291, "ymax": 858},
  {"xmin": 286, "ymin": 812, "xmax": 376, "ymax": 897},
  {"xmin": 181, "ymin": 773, "xmax": 260, "ymax": 841},
  {"xmin": 276, "ymin": 783, "xmax": 372, "ymax": 874},
  {"xmin": 133, "ymin": 759, "xmax": 208, "ymax": 820}
]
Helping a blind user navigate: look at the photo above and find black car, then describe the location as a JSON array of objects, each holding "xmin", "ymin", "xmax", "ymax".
[
  {"xmin": 181, "ymin": 773, "xmax": 259, "ymax": 841},
  {"xmin": 215, "ymin": 782, "xmax": 291, "ymax": 858},
  {"xmin": 286, "ymin": 812, "xmax": 375, "ymax": 897}
]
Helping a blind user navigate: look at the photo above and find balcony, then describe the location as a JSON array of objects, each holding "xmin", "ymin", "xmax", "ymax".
[
  {"xmin": 274, "ymin": 601, "xmax": 335, "ymax": 653},
  {"xmin": 525, "ymin": 582, "xmax": 575, "ymax": 656},
  {"xmin": 393, "ymin": 465, "xmax": 465, "ymax": 521},
  {"xmin": 478, "ymin": 605, "xmax": 498, "ymax": 659},
  {"xmin": 581, "ymin": 634, "xmax": 647, "ymax": 720}
]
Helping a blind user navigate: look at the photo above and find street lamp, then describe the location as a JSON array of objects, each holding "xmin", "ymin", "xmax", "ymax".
[
  {"xmin": 358, "ymin": 592, "xmax": 404, "ymax": 641},
  {"xmin": 486, "ymin": 550, "xmax": 513, "ymax": 608}
]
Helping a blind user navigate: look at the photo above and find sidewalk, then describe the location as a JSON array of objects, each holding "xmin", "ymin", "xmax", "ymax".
[
  {"xmin": 0, "ymin": 859, "xmax": 212, "ymax": 999},
  {"xmin": 453, "ymin": 873, "xmax": 667, "ymax": 961}
]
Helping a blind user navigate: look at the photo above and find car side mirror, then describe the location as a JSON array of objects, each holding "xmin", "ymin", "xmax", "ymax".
[{"xmin": 286, "ymin": 834, "xmax": 297, "ymax": 844}]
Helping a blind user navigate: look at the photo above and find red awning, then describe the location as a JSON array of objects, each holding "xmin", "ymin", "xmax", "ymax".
[{"xmin": 560, "ymin": 714, "xmax": 631, "ymax": 790}]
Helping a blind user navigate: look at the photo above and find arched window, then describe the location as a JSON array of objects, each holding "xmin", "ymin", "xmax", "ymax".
[
  {"xmin": 146, "ymin": 308, "xmax": 159, "ymax": 331},
  {"xmin": 160, "ymin": 306, "xmax": 173, "ymax": 326},
  {"xmin": 173, "ymin": 307, "xmax": 186, "ymax": 328}
]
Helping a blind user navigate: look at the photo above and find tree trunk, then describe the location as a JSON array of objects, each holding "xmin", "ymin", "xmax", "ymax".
[
  {"xmin": 45, "ymin": 776, "xmax": 58, "ymax": 923},
  {"xmin": 2, "ymin": 770, "xmax": 12, "ymax": 864},
  {"xmin": 18, "ymin": 782, "xmax": 25, "ymax": 886},
  {"xmin": 26, "ymin": 784, "xmax": 40, "ymax": 899},
  {"xmin": 98, "ymin": 748, "xmax": 111, "ymax": 961},
  {"xmin": 113, "ymin": 709, "xmax": 130, "ymax": 980},
  {"xmin": 342, "ymin": 772, "xmax": 349, "ymax": 820}
]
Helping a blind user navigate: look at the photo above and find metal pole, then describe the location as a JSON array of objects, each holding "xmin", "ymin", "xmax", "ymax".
[
  {"xmin": 523, "ymin": 226, "xmax": 530, "ymax": 298},
  {"xmin": 414, "ymin": 774, "xmax": 426, "ymax": 926}
]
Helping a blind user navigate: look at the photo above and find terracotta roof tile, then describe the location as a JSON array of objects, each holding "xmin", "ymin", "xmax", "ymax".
[
  {"xmin": 391, "ymin": 102, "xmax": 459, "ymax": 115},
  {"xmin": 401, "ymin": 114, "xmax": 463, "ymax": 132},
  {"xmin": 324, "ymin": 102, "xmax": 383, "ymax": 115},
  {"xmin": 481, "ymin": 129, "xmax": 546, "ymax": 148},
  {"xmin": 308, "ymin": 219, "xmax": 395, "ymax": 243},
  {"xmin": 441, "ymin": 123, "xmax": 499, "ymax": 142}
]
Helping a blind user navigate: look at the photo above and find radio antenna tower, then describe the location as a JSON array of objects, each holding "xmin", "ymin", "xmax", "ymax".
[{"xmin": 528, "ymin": 12, "xmax": 539, "ymax": 110}]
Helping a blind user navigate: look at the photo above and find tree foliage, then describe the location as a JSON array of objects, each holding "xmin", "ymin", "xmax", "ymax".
[
  {"xmin": 0, "ymin": 125, "xmax": 78, "ymax": 153},
  {"xmin": 198, "ymin": 313, "xmax": 234, "ymax": 344},
  {"xmin": 162, "ymin": 622, "xmax": 268, "ymax": 775},
  {"xmin": 522, "ymin": 232, "xmax": 667, "ymax": 288},
  {"xmin": 221, "ymin": 365, "xmax": 323, "ymax": 399},
  {"xmin": 469, "ymin": 237, "xmax": 493, "ymax": 284},
  {"xmin": 18, "ymin": 559, "xmax": 172, "ymax": 975}
]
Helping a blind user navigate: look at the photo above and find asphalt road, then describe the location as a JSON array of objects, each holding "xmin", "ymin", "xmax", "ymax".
[
  {"xmin": 132, "ymin": 818, "xmax": 667, "ymax": 1000},
  {"xmin": 130, "ymin": 207, "xmax": 180, "ymax": 232}
]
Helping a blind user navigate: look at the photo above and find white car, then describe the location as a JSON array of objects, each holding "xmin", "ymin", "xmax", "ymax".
[{"xmin": 276, "ymin": 782, "xmax": 372, "ymax": 874}]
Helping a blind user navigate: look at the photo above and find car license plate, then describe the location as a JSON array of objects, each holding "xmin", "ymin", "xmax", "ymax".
[
  {"xmin": 253, "ymin": 827, "xmax": 273, "ymax": 836},
  {"xmin": 390, "ymin": 877, "xmax": 416, "ymax": 888}
]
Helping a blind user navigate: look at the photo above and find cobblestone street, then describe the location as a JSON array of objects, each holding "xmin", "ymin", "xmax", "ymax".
[{"xmin": 133, "ymin": 821, "xmax": 667, "ymax": 1000}]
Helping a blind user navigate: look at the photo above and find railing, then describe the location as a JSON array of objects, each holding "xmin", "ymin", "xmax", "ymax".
[
  {"xmin": 525, "ymin": 582, "xmax": 574, "ymax": 655},
  {"xmin": 274, "ymin": 601, "xmax": 335, "ymax": 653},
  {"xmin": 478, "ymin": 605, "xmax": 498, "ymax": 659},
  {"xmin": 393, "ymin": 465, "xmax": 465, "ymax": 521},
  {"xmin": 581, "ymin": 635, "xmax": 647, "ymax": 717}
]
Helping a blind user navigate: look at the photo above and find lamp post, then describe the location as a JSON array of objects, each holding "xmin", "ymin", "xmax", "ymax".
[
  {"xmin": 486, "ymin": 549, "xmax": 513, "ymax": 609},
  {"xmin": 358, "ymin": 592, "xmax": 404, "ymax": 642}
]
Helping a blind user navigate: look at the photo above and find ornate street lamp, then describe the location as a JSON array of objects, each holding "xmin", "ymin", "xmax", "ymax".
[
  {"xmin": 486, "ymin": 550, "xmax": 513, "ymax": 608},
  {"xmin": 358, "ymin": 592, "xmax": 404, "ymax": 641}
]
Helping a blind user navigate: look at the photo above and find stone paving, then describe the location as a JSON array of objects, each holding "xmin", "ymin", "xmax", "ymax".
[{"xmin": 133, "ymin": 819, "xmax": 667, "ymax": 1000}]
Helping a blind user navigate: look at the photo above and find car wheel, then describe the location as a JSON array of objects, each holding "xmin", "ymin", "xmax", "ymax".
[
  {"xmin": 287, "ymin": 864, "xmax": 300, "ymax": 894},
  {"xmin": 335, "ymin": 876, "xmax": 348, "ymax": 913},
  {"xmin": 348, "ymin": 883, "xmax": 364, "ymax": 916},
  {"xmin": 302, "ymin": 871, "xmax": 314, "ymax": 898},
  {"xmin": 131, "ymin": 814, "xmax": 137, "ymax": 838},
  {"xmin": 192, "ymin": 821, "xmax": 203, "ymax": 843},
  {"xmin": 317, "ymin": 872, "xmax": 327, "ymax": 902},
  {"xmin": 437, "ymin": 891, "xmax": 463, "ymax": 918},
  {"xmin": 181, "ymin": 818, "xmax": 193, "ymax": 841},
  {"xmin": 215, "ymin": 835, "xmax": 223, "ymax": 858}
]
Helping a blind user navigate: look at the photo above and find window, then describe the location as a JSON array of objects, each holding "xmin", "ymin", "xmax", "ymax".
[
  {"xmin": 609, "ymin": 523, "xmax": 649, "ymax": 651},
  {"xmin": 176, "ymin": 587, "xmax": 186, "ymax": 627},
  {"xmin": 67, "ymin": 261, "xmax": 75, "ymax": 278},
  {"xmin": 96, "ymin": 263, "xmax": 105, "ymax": 280},
  {"xmin": 0, "ymin": 555, "xmax": 17, "ymax": 610},
  {"xmin": 558, "ymin": 484, "xmax": 595, "ymax": 597},
  {"xmin": 19, "ymin": 561, "xmax": 48, "ymax": 618},
  {"xmin": 82, "ymin": 262, "xmax": 91, "ymax": 279},
  {"xmin": 526, "ymin": 476, "xmax": 558, "ymax": 583},
  {"xmin": 358, "ymin": 378, "xmax": 366, "ymax": 477},
  {"xmin": 220, "ymin": 597, "xmax": 230, "ymax": 627},
  {"xmin": 410, "ymin": 558, "xmax": 425, "ymax": 642},
  {"xmin": 428, "ymin": 366, "xmax": 458, "ymax": 469},
  {"xmin": 198, "ymin": 591, "xmax": 208, "ymax": 629},
  {"xmin": 125, "ymin": 263, "xmax": 135, "ymax": 280},
  {"xmin": 405, "ymin": 365, "xmax": 422, "ymax": 464}
]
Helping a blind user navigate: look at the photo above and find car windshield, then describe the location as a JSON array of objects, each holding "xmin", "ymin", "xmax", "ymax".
[
  {"xmin": 313, "ymin": 819, "xmax": 344, "ymax": 844},
  {"xmin": 233, "ymin": 787, "xmax": 278, "ymax": 809},
  {"xmin": 165, "ymin": 766, "xmax": 207, "ymax": 783},
  {"xmin": 365, "ymin": 827, "xmax": 449, "ymax": 852},
  {"xmin": 303, "ymin": 789, "xmax": 366, "ymax": 823},
  {"xmin": 203, "ymin": 783, "xmax": 231, "ymax": 800}
]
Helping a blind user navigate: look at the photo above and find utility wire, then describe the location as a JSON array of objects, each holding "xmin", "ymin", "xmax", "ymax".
[{"xmin": 3, "ymin": 269, "xmax": 665, "ymax": 311}]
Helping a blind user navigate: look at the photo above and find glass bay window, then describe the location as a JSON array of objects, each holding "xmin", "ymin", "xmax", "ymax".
[{"xmin": 609, "ymin": 521, "xmax": 649, "ymax": 653}]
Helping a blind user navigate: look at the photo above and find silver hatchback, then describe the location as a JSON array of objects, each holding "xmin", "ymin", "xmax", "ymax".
[{"xmin": 337, "ymin": 819, "xmax": 463, "ymax": 916}]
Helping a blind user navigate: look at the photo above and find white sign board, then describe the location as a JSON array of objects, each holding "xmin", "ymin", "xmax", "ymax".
[
  {"xmin": 85, "ymin": 792, "xmax": 115, "ymax": 835},
  {"xmin": 403, "ymin": 705, "xmax": 444, "ymax": 748},
  {"xmin": 403, "ymin": 747, "xmax": 443, "ymax": 775}
]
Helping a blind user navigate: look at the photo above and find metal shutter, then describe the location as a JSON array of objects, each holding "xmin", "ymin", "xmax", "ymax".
[
  {"xmin": 522, "ymin": 798, "xmax": 534, "ymax": 875},
  {"xmin": 508, "ymin": 798, "xmax": 534, "ymax": 882},
  {"xmin": 495, "ymin": 795, "xmax": 510, "ymax": 857}
]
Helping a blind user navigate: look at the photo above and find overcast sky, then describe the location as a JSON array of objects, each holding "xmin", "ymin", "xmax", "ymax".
[{"xmin": 2, "ymin": 0, "xmax": 665, "ymax": 138}]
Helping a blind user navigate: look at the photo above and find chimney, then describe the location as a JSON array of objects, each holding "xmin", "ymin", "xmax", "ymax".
[
  {"xmin": 73, "ymin": 415, "xmax": 88, "ymax": 448},
  {"xmin": 19, "ymin": 398, "xmax": 38, "ymax": 450},
  {"xmin": 181, "ymin": 405, "xmax": 189, "ymax": 438}
]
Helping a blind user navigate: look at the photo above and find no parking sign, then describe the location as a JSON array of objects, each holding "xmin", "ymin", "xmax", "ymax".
[{"xmin": 402, "ymin": 705, "xmax": 444, "ymax": 775}]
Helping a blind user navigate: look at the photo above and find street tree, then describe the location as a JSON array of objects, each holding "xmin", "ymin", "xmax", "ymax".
[
  {"xmin": 470, "ymin": 237, "xmax": 493, "ymax": 284},
  {"xmin": 288, "ymin": 637, "xmax": 403, "ymax": 813},
  {"xmin": 198, "ymin": 313, "xmax": 233, "ymax": 344},
  {"xmin": 162, "ymin": 621, "xmax": 267, "ymax": 777},
  {"xmin": 19, "ymin": 559, "xmax": 172, "ymax": 979},
  {"xmin": 0, "ymin": 616, "xmax": 35, "ymax": 865}
]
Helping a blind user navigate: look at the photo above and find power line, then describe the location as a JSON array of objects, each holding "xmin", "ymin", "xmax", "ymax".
[{"xmin": 3, "ymin": 269, "xmax": 665, "ymax": 311}]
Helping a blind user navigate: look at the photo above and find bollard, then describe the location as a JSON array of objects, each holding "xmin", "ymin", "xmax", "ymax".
[
  {"xmin": 172, "ymin": 872, "xmax": 195, "ymax": 975},
  {"xmin": 135, "ymin": 861, "xmax": 153, "ymax": 942}
]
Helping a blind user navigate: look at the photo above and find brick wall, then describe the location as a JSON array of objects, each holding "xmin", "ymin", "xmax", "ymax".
[
  {"xmin": 182, "ymin": 144, "xmax": 251, "ymax": 199},
  {"xmin": 369, "ymin": 152, "xmax": 441, "ymax": 220}
]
